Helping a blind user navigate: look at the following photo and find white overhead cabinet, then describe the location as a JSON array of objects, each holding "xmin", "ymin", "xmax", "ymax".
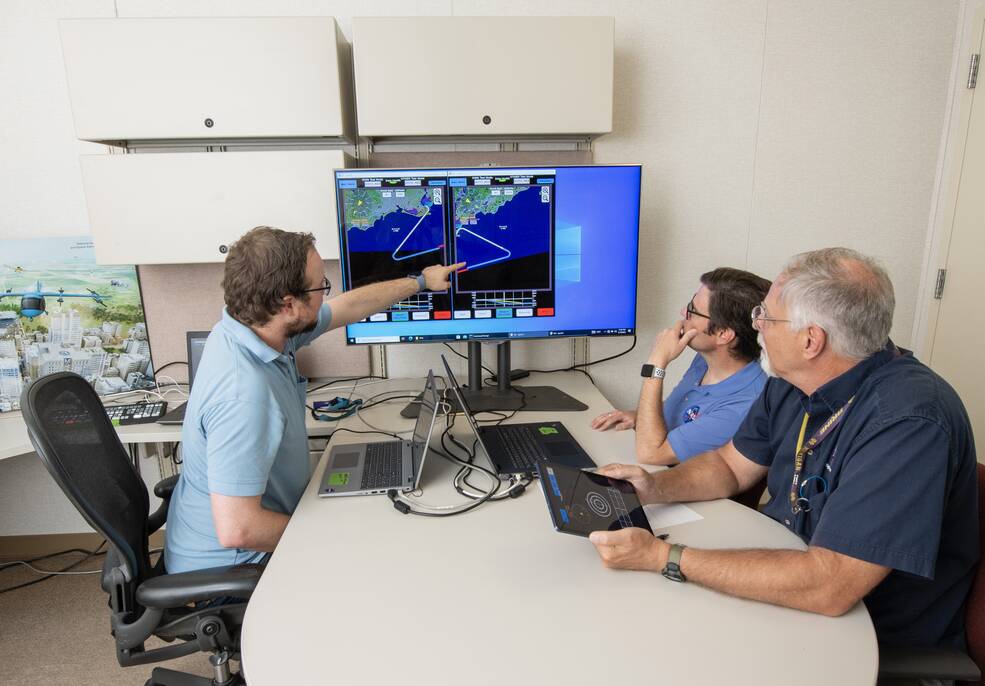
[
  {"xmin": 59, "ymin": 17, "xmax": 355, "ymax": 143},
  {"xmin": 353, "ymin": 16, "xmax": 614, "ymax": 138},
  {"xmin": 81, "ymin": 150, "xmax": 351, "ymax": 264}
]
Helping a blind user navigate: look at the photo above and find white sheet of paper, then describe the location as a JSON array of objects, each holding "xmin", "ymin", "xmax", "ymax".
[{"xmin": 643, "ymin": 502, "xmax": 704, "ymax": 530}]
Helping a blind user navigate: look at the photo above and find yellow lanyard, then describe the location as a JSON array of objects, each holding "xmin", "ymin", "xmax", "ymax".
[
  {"xmin": 795, "ymin": 412, "xmax": 810, "ymax": 456},
  {"xmin": 789, "ymin": 397, "xmax": 855, "ymax": 514}
]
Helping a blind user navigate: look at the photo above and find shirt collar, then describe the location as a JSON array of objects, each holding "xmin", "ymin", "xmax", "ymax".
[
  {"xmin": 687, "ymin": 356, "xmax": 765, "ymax": 397},
  {"xmin": 804, "ymin": 340, "xmax": 900, "ymax": 413},
  {"xmin": 219, "ymin": 308, "xmax": 283, "ymax": 364}
]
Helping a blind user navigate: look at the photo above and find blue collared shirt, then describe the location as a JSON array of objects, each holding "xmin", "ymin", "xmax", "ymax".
[
  {"xmin": 732, "ymin": 342, "xmax": 978, "ymax": 648},
  {"xmin": 662, "ymin": 355, "xmax": 767, "ymax": 461},
  {"xmin": 164, "ymin": 304, "xmax": 332, "ymax": 573}
]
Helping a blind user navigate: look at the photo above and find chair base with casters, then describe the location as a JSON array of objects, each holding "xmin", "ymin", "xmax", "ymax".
[{"xmin": 20, "ymin": 372, "xmax": 265, "ymax": 686}]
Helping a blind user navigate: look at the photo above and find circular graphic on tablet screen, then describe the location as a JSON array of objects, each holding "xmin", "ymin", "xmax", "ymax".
[{"xmin": 586, "ymin": 492, "xmax": 612, "ymax": 517}]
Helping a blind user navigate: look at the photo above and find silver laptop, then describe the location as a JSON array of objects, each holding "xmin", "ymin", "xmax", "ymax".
[{"xmin": 318, "ymin": 370, "xmax": 441, "ymax": 497}]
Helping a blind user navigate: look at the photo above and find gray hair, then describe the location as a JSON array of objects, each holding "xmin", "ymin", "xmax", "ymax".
[{"xmin": 777, "ymin": 247, "xmax": 894, "ymax": 360}]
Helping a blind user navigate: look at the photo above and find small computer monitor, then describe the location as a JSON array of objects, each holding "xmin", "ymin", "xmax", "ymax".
[
  {"xmin": 335, "ymin": 164, "xmax": 640, "ymax": 344},
  {"xmin": 185, "ymin": 331, "xmax": 209, "ymax": 388}
]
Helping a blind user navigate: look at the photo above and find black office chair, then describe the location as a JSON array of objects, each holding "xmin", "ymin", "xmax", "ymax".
[{"xmin": 21, "ymin": 372, "xmax": 264, "ymax": 686}]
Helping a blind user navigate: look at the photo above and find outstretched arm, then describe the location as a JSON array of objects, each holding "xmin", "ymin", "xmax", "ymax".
[{"xmin": 328, "ymin": 262, "xmax": 464, "ymax": 328}]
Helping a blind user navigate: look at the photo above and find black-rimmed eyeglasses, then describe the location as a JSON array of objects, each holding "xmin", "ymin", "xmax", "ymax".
[
  {"xmin": 685, "ymin": 300, "xmax": 710, "ymax": 321},
  {"xmin": 302, "ymin": 277, "xmax": 332, "ymax": 295}
]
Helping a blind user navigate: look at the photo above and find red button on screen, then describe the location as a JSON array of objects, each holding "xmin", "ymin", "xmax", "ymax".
[
  {"xmin": 536, "ymin": 308, "xmax": 555, "ymax": 316},
  {"xmin": 434, "ymin": 311, "xmax": 452, "ymax": 320}
]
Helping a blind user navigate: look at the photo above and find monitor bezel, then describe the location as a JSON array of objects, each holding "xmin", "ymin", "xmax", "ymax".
[{"xmin": 334, "ymin": 163, "xmax": 642, "ymax": 346}]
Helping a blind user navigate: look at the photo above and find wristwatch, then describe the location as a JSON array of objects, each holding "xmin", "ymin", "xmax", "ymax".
[
  {"xmin": 661, "ymin": 543, "xmax": 687, "ymax": 582},
  {"xmin": 407, "ymin": 273, "xmax": 427, "ymax": 292},
  {"xmin": 640, "ymin": 363, "xmax": 666, "ymax": 379}
]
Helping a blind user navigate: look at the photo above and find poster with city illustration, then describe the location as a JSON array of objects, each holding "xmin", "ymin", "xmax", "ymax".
[{"xmin": 0, "ymin": 236, "xmax": 153, "ymax": 412}]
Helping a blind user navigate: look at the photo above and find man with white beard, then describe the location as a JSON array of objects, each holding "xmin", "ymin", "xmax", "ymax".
[{"xmin": 588, "ymin": 247, "xmax": 978, "ymax": 655}]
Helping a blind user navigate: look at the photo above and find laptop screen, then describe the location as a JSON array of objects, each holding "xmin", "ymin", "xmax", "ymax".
[
  {"xmin": 185, "ymin": 331, "xmax": 209, "ymax": 388},
  {"xmin": 410, "ymin": 370, "xmax": 439, "ymax": 483},
  {"xmin": 439, "ymin": 355, "xmax": 494, "ymax": 458}
]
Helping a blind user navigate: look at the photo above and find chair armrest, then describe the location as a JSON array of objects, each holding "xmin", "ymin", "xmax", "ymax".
[
  {"xmin": 154, "ymin": 474, "xmax": 180, "ymax": 500},
  {"xmin": 147, "ymin": 475, "xmax": 181, "ymax": 534},
  {"xmin": 136, "ymin": 563, "xmax": 264, "ymax": 610},
  {"xmin": 878, "ymin": 644, "xmax": 981, "ymax": 681}
]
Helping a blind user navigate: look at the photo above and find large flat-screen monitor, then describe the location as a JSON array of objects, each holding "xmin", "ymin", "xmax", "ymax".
[{"xmin": 335, "ymin": 165, "xmax": 641, "ymax": 345}]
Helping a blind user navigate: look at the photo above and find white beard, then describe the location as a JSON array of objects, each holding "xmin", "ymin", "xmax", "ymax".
[{"xmin": 758, "ymin": 333, "xmax": 776, "ymax": 378}]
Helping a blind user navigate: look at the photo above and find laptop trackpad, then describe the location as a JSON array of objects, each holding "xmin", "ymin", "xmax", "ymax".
[
  {"xmin": 332, "ymin": 451, "xmax": 360, "ymax": 469},
  {"xmin": 545, "ymin": 441, "xmax": 576, "ymax": 458}
]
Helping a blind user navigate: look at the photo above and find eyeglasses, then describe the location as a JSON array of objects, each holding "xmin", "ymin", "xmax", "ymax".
[
  {"xmin": 685, "ymin": 300, "xmax": 710, "ymax": 321},
  {"xmin": 750, "ymin": 304, "xmax": 790, "ymax": 326},
  {"xmin": 302, "ymin": 277, "xmax": 332, "ymax": 295}
]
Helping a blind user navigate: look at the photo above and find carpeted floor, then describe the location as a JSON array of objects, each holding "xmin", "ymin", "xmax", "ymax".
[{"xmin": 0, "ymin": 550, "xmax": 228, "ymax": 685}]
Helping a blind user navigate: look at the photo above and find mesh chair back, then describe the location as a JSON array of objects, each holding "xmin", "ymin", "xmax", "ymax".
[
  {"xmin": 965, "ymin": 463, "xmax": 985, "ymax": 678},
  {"xmin": 21, "ymin": 372, "xmax": 152, "ymax": 585}
]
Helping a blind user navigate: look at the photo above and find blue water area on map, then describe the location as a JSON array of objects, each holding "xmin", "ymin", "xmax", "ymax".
[
  {"xmin": 346, "ymin": 197, "xmax": 444, "ymax": 257},
  {"xmin": 455, "ymin": 187, "xmax": 550, "ymax": 271}
]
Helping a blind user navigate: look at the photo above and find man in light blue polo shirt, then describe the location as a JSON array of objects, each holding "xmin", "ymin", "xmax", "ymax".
[
  {"xmin": 592, "ymin": 268, "xmax": 770, "ymax": 465},
  {"xmin": 165, "ymin": 226, "xmax": 463, "ymax": 573}
]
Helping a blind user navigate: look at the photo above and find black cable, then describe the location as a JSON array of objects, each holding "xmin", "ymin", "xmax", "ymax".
[
  {"xmin": 442, "ymin": 343, "xmax": 495, "ymax": 378},
  {"xmin": 326, "ymin": 427, "xmax": 402, "ymax": 442},
  {"xmin": 527, "ymin": 335, "xmax": 637, "ymax": 374},
  {"xmin": 306, "ymin": 376, "xmax": 385, "ymax": 396},
  {"xmin": 0, "ymin": 546, "xmax": 104, "ymax": 573},
  {"xmin": 152, "ymin": 361, "xmax": 188, "ymax": 375},
  {"xmin": 0, "ymin": 541, "xmax": 107, "ymax": 595}
]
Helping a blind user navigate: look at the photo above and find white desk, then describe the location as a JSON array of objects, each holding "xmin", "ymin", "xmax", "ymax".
[
  {"xmin": 0, "ymin": 379, "xmax": 381, "ymax": 461},
  {"xmin": 241, "ymin": 374, "xmax": 878, "ymax": 685}
]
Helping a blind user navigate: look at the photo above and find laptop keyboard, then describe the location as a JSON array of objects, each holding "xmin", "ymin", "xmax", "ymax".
[
  {"xmin": 497, "ymin": 425, "xmax": 550, "ymax": 471},
  {"xmin": 361, "ymin": 442, "xmax": 404, "ymax": 490}
]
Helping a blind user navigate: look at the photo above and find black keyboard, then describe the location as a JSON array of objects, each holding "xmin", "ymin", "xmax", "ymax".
[
  {"xmin": 104, "ymin": 401, "xmax": 168, "ymax": 425},
  {"xmin": 360, "ymin": 442, "xmax": 404, "ymax": 490},
  {"xmin": 497, "ymin": 426, "xmax": 549, "ymax": 471}
]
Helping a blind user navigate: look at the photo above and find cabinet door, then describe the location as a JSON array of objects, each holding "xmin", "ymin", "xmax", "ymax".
[
  {"xmin": 60, "ymin": 17, "xmax": 354, "ymax": 142},
  {"xmin": 354, "ymin": 17, "xmax": 613, "ymax": 137},
  {"xmin": 81, "ymin": 150, "xmax": 349, "ymax": 264}
]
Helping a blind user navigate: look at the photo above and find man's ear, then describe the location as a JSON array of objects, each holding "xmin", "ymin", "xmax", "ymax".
[
  {"xmin": 802, "ymin": 324, "xmax": 827, "ymax": 360},
  {"xmin": 717, "ymin": 326, "xmax": 736, "ymax": 349},
  {"xmin": 279, "ymin": 293, "xmax": 299, "ymax": 316}
]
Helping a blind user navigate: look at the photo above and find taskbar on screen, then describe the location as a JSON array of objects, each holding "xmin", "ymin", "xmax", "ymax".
[{"xmin": 347, "ymin": 328, "xmax": 635, "ymax": 344}]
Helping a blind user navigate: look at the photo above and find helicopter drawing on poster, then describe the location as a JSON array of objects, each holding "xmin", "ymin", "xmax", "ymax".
[{"xmin": 0, "ymin": 237, "xmax": 154, "ymax": 413}]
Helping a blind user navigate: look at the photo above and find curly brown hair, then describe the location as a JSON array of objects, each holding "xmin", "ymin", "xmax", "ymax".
[{"xmin": 221, "ymin": 226, "xmax": 316, "ymax": 327}]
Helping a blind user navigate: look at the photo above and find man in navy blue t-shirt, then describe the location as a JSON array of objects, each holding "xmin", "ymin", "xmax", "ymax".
[{"xmin": 589, "ymin": 248, "xmax": 978, "ymax": 650}]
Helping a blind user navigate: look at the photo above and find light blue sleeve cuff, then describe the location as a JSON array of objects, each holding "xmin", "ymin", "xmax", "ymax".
[{"xmin": 208, "ymin": 479, "xmax": 267, "ymax": 498}]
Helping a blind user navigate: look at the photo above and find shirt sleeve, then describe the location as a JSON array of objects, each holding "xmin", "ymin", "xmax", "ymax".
[
  {"xmin": 666, "ymin": 397, "xmax": 758, "ymax": 461},
  {"xmin": 202, "ymin": 399, "xmax": 287, "ymax": 497},
  {"xmin": 809, "ymin": 417, "xmax": 949, "ymax": 579},
  {"xmin": 731, "ymin": 379, "xmax": 777, "ymax": 466},
  {"xmin": 291, "ymin": 302, "xmax": 333, "ymax": 349}
]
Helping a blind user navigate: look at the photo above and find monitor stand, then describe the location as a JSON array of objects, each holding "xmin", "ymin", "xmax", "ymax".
[{"xmin": 401, "ymin": 341, "xmax": 588, "ymax": 417}]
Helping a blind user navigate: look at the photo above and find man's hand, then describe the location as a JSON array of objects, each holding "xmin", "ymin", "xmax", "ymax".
[
  {"xmin": 422, "ymin": 262, "xmax": 466, "ymax": 292},
  {"xmin": 648, "ymin": 320, "xmax": 698, "ymax": 369},
  {"xmin": 596, "ymin": 463, "xmax": 660, "ymax": 504},
  {"xmin": 591, "ymin": 409, "xmax": 637, "ymax": 431},
  {"xmin": 589, "ymin": 528, "xmax": 669, "ymax": 572}
]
